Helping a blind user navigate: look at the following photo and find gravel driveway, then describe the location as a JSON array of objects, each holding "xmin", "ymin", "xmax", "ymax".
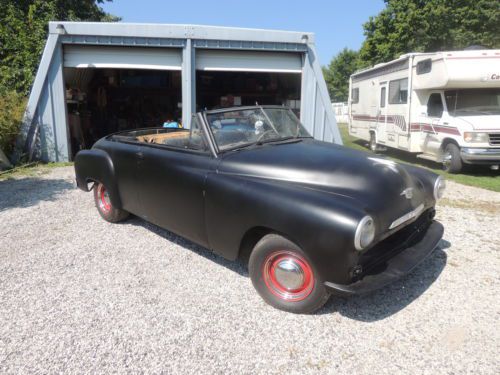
[{"xmin": 0, "ymin": 166, "xmax": 499, "ymax": 374}]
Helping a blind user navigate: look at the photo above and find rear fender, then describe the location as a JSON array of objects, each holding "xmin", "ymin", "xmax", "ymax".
[{"xmin": 74, "ymin": 149, "xmax": 122, "ymax": 208}]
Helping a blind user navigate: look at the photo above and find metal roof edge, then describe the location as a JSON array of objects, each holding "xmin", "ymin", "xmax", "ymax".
[{"xmin": 48, "ymin": 21, "xmax": 315, "ymax": 44}]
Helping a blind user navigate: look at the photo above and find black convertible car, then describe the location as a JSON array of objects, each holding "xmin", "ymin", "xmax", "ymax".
[{"xmin": 75, "ymin": 106, "xmax": 445, "ymax": 313}]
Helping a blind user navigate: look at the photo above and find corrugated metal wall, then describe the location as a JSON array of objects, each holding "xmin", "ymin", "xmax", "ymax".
[{"xmin": 300, "ymin": 47, "xmax": 340, "ymax": 143}]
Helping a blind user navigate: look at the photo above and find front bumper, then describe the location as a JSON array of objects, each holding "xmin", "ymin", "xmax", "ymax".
[
  {"xmin": 460, "ymin": 147, "xmax": 500, "ymax": 164},
  {"xmin": 324, "ymin": 220, "xmax": 444, "ymax": 295}
]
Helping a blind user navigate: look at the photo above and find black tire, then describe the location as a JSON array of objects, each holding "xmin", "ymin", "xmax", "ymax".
[
  {"xmin": 249, "ymin": 234, "xmax": 330, "ymax": 314},
  {"xmin": 369, "ymin": 132, "xmax": 378, "ymax": 152},
  {"xmin": 443, "ymin": 143, "xmax": 463, "ymax": 173},
  {"xmin": 93, "ymin": 182, "xmax": 129, "ymax": 223}
]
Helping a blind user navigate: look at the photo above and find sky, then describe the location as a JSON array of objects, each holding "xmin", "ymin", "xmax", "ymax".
[{"xmin": 101, "ymin": 0, "xmax": 385, "ymax": 66}]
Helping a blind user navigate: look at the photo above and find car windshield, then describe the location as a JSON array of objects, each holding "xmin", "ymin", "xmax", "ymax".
[
  {"xmin": 205, "ymin": 107, "xmax": 311, "ymax": 151},
  {"xmin": 445, "ymin": 88, "xmax": 500, "ymax": 116}
]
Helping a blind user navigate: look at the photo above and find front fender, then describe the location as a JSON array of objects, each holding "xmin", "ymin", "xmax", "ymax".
[
  {"xmin": 74, "ymin": 149, "xmax": 122, "ymax": 208},
  {"xmin": 205, "ymin": 174, "xmax": 366, "ymax": 284}
]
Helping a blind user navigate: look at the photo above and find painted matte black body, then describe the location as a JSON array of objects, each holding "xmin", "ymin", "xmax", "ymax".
[{"xmin": 75, "ymin": 107, "xmax": 444, "ymax": 292}]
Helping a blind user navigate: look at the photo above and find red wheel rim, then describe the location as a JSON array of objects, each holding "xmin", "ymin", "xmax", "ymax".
[
  {"xmin": 97, "ymin": 184, "xmax": 111, "ymax": 213},
  {"xmin": 262, "ymin": 250, "xmax": 314, "ymax": 302}
]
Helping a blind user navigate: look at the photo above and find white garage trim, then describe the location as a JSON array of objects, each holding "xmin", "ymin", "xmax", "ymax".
[
  {"xmin": 196, "ymin": 50, "xmax": 302, "ymax": 73},
  {"xmin": 63, "ymin": 46, "xmax": 182, "ymax": 70}
]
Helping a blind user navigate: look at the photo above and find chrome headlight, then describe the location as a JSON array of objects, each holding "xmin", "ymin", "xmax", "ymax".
[
  {"xmin": 354, "ymin": 216, "xmax": 375, "ymax": 251},
  {"xmin": 433, "ymin": 176, "xmax": 446, "ymax": 200},
  {"xmin": 463, "ymin": 132, "xmax": 489, "ymax": 143}
]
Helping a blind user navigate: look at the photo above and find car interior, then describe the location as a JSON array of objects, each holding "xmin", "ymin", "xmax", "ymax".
[{"xmin": 117, "ymin": 126, "xmax": 208, "ymax": 152}]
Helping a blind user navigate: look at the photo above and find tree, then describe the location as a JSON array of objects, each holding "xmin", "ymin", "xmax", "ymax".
[
  {"xmin": 359, "ymin": 0, "xmax": 500, "ymax": 66},
  {"xmin": 0, "ymin": 0, "xmax": 120, "ymax": 96},
  {"xmin": 323, "ymin": 48, "xmax": 360, "ymax": 102}
]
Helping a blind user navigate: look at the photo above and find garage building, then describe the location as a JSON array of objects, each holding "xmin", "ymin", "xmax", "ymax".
[{"xmin": 20, "ymin": 22, "xmax": 341, "ymax": 161}]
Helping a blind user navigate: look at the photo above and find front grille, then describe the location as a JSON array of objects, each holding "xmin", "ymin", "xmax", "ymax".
[
  {"xmin": 489, "ymin": 133, "xmax": 500, "ymax": 145},
  {"xmin": 355, "ymin": 209, "xmax": 435, "ymax": 280}
]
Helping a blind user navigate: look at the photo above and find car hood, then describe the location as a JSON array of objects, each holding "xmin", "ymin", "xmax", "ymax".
[
  {"xmin": 218, "ymin": 139, "xmax": 433, "ymax": 231},
  {"xmin": 454, "ymin": 114, "xmax": 500, "ymax": 131}
]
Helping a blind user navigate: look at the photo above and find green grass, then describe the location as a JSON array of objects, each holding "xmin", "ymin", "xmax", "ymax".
[
  {"xmin": 0, "ymin": 162, "xmax": 73, "ymax": 181},
  {"xmin": 338, "ymin": 123, "xmax": 500, "ymax": 192}
]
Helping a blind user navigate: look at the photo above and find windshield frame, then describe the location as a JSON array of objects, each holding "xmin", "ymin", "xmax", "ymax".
[{"xmin": 201, "ymin": 105, "xmax": 312, "ymax": 154}]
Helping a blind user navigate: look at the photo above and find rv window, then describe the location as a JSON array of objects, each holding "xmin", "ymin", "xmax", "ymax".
[
  {"xmin": 388, "ymin": 78, "xmax": 408, "ymax": 104},
  {"xmin": 380, "ymin": 87, "xmax": 386, "ymax": 108},
  {"xmin": 351, "ymin": 88, "xmax": 359, "ymax": 104},
  {"xmin": 417, "ymin": 59, "xmax": 432, "ymax": 75},
  {"xmin": 427, "ymin": 93, "xmax": 444, "ymax": 117}
]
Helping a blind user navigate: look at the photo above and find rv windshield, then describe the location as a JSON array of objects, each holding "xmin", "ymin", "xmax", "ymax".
[{"xmin": 445, "ymin": 89, "xmax": 500, "ymax": 116}]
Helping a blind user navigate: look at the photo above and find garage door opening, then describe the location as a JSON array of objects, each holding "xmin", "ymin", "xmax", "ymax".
[
  {"xmin": 195, "ymin": 50, "xmax": 302, "ymax": 114},
  {"xmin": 196, "ymin": 71, "xmax": 301, "ymax": 112},
  {"xmin": 64, "ymin": 67, "xmax": 182, "ymax": 159}
]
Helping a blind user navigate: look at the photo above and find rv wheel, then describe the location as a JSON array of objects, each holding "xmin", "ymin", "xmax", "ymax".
[{"xmin": 443, "ymin": 143, "xmax": 463, "ymax": 173}]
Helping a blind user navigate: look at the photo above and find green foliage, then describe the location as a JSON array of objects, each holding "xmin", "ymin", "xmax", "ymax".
[
  {"xmin": 323, "ymin": 48, "xmax": 360, "ymax": 102},
  {"xmin": 0, "ymin": 91, "xmax": 27, "ymax": 155},
  {"xmin": 359, "ymin": 0, "xmax": 500, "ymax": 66},
  {"xmin": 324, "ymin": 1, "xmax": 499, "ymax": 102},
  {"xmin": 0, "ymin": 0, "xmax": 119, "ymax": 96}
]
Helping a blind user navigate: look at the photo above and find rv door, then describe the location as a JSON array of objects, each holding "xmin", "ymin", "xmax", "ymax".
[
  {"xmin": 376, "ymin": 83, "xmax": 388, "ymax": 144},
  {"xmin": 421, "ymin": 92, "xmax": 447, "ymax": 157}
]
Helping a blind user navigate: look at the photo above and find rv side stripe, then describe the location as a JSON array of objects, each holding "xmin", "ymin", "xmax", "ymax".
[
  {"xmin": 352, "ymin": 115, "xmax": 460, "ymax": 135},
  {"xmin": 351, "ymin": 114, "xmax": 407, "ymax": 131},
  {"xmin": 410, "ymin": 123, "xmax": 461, "ymax": 135}
]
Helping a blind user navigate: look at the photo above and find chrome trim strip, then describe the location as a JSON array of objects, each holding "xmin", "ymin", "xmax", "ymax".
[{"xmin": 389, "ymin": 203, "xmax": 425, "ymax": 230}]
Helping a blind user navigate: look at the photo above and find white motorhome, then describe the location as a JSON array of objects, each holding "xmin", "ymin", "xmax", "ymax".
[{"xmin": 348, "ymin": 50, "xmax": 500, "ymax": 173}]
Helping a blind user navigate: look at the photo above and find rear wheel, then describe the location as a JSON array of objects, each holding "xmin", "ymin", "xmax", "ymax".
[
  {"xmin": 249, "ymin": 234, "xmax": 330, "ymax": 314},
  {"xmin": 443, "ymin": 143, "xmax": 463, "ymax": 173},
  {"xmin": 93, "ymin": 182, "xmax": 129, "ymax": 223}
]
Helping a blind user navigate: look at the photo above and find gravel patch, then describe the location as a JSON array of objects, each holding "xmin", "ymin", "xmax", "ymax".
[{"xmin": 0, "ymin": 166, "xmax": 499, "ymax": 374}]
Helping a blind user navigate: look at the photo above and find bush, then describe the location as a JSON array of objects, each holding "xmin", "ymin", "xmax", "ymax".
[{"xmin": 0, "ymin": 91, "xmax": 26, "ymax": 157}]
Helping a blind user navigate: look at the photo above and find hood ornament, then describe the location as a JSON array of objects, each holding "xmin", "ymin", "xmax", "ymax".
[{"xmin": 401, "ymin": 187, "xmax": 413, "ymax": 199}]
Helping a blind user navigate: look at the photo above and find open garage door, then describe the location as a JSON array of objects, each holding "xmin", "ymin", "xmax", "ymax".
[
  {"xmin": 196, "ymin": 50, "xmax": 302, "ymax": 112},
  {"xmin": 196, "ymin": 50, "xmax": 302, "ymax": 73},
  {"xmin": 64, "ymin": 46, "xmax": 182, "ymax": 70},
  {"xmin": 63, "ymin": 46, "xmax": 183, "ymax": 159}
]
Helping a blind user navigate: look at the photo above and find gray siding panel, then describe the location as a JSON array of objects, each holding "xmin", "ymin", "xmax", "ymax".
[
  {"xmin": 300, "ymin": 46, "xmax": 341, "ymax": 145},
  {"xmin": 35, "ymin": 44, "xmax": 68, "ymax": 162}
]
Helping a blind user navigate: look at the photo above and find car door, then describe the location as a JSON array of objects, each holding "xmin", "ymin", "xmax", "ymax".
[
  {"xmin": 135, "ymin": 117, "xmax": 217, "ymax": 247},
  {"xmin": 376, "ymin": 83, "xmax": 388, "ymax": 144}
]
